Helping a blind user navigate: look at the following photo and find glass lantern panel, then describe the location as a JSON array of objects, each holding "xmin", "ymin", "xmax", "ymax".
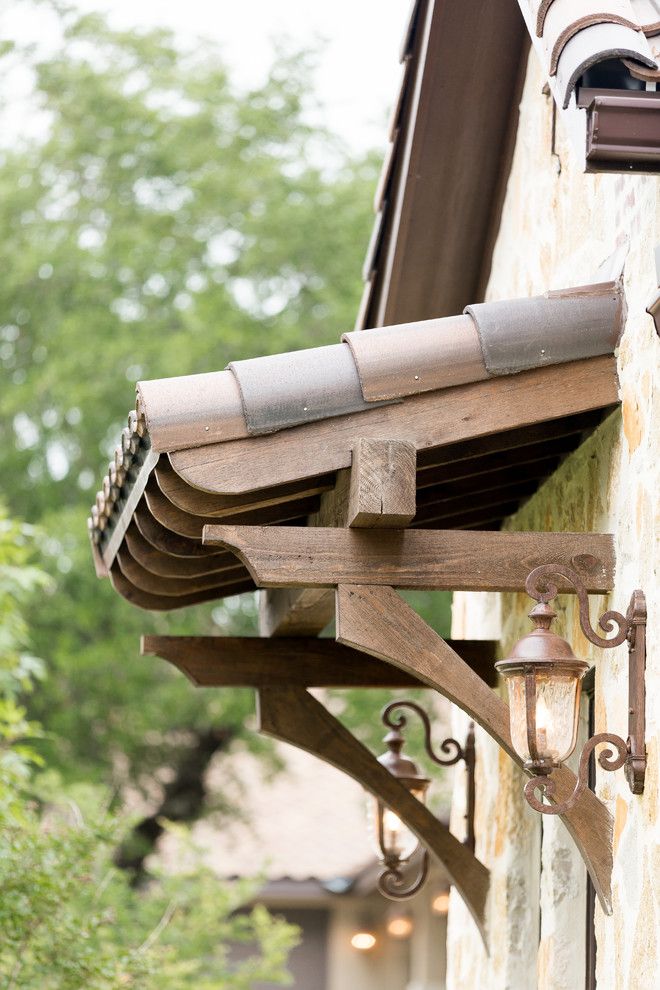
[
  {"xmin": 507, "ymin": 670, "xmax": 583, "ymax": 765},
  {"xmin": 366, "ymin": 795, "xmax": 421, "ymax": 863}
]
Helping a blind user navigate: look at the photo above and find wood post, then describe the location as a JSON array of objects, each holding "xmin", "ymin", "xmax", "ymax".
[{"xmin": 347, "ymin": 438, "xmax": 416, "ymax": 527}]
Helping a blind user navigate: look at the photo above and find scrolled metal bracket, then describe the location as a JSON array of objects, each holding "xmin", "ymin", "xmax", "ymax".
[
  {"xmin": 382, "ymin": 700, "xmax": 476, "ymax": 850},
  {"xmin": 523, "ymin": 567, "xmax": 647, "ymax": 815},
  {"xmin": 378, "ymin": 850, "xmax": 430, "ymax": 900}
]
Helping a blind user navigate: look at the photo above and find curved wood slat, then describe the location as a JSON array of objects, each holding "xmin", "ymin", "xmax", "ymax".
[
  {"xmin": 110, "ymin": 561, "xmax": 255, "ymax": 611},
  {"xmin": 125, "ymin": 522, "xmax": 237, "ymax": 578},
  {"xmin": 415, "ymin": 409, "xmax": 609, "ymax": 472},
  {"xmin": 257, "ymin": 685, "xmax": 490, "ymax": 941},
  {"xmin": 147, "ymin": 479, "xmax": 317, "ymax": 539},
  {"xmin": 170, "ymin": 357, "xmax": 618, "ymax": 494},
  {"xmin": 335, "ymin": 584, "xmax": 616, "ymax": 914},
  {"xmin": 158, "ymin": 459, "xmax": 332, "ymax": 516},
  {"xmin": 116, "ymin": 547, "xmax": 248, "ymax": 597},
  {"xmin": 134, "ymin": 501, "xmax": 221, "ymax": 558}
]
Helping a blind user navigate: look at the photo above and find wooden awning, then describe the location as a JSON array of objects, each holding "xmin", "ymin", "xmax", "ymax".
[{"xmin": 90, "ymin": 280, "xmax": 621, "ymax": 610}]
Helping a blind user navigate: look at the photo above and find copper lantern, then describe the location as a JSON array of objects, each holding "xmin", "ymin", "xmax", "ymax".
[{"xmin": 496, "ymin": 601, "xmax": 590, "ymax": 776}]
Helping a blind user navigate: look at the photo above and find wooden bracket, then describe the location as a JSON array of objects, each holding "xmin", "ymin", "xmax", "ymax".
[
  {"xmin": 256, "ymin": 685, "xmax": 490, "ymax": 941},
  {"xmin": 335, "ymin": 584, "xmax": 618, "ymax": 915},
  {"xmin": 203, "ymin": 525, "xmax": 615, "ymax": 593},
  {"xmin": 141, "ymin": 635, "xmax": 498, "ymax": 687}
]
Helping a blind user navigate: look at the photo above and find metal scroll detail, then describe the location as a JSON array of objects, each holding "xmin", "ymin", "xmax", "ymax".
[
  {"xmin": 382, "ymin": 700, "xmax": 465, "ymax": 767},
  {"xmin": 378, "ymin": 851, "xmax": 430, "ymax": 900},
  {"xmin": 524, "ymin": 733, "xmax": 629, "ymax": 815},
  {"xmin": 525, "ymin": 564, "xmax": 629, "ymax": 648}
]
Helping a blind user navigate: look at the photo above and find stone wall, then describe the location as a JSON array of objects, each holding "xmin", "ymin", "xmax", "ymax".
[{"xmin": 445, "ymin": 50, "xmax": 659, "ymax": 990}]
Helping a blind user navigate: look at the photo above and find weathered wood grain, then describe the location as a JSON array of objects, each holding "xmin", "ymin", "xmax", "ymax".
[
  {"xmin": 258, "ymin": 468, "xmax": 353, "ymax": 637},
  {"xmin": 141, "ymin": 635, "xmax": 497, "ymax": 686},
  {"xmin": 170, "ymin": 356, "xmax": 618, "ymax": 495},
  {"xmin": 335, "ymin": 584, "xmax": 616, "ymax": 914},
  {"xmin": 202, "ymin": 526, "xmax": 615, "ymax": 593},
  {"xmin": 348, "ymin": 438, "xmax": 416, "ymax": 527},
  {"xmin": 257, "ymin": 685, "xmax": 490, "ymax": 938}
]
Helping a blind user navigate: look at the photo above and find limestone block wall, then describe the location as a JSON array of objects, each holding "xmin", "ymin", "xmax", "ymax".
[{"xmin": 445, "ymin": 50, "xmax": 659, "ymax": 990}]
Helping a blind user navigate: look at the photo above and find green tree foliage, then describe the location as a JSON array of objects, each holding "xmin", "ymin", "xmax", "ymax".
[
  {"xmin": 0, "ymin": 507, "xmax": 50, "ymax": 818},
  {"xmin": 0, "ymin": 509, "xmax": 299, "ymax": 988},
  {"xmin": 0, "ymin": 809, "xmax": 299, "ymax": 990},
  {"xmin": 0, "ymin": 2, "xmax": 379, "ymax": 795}
]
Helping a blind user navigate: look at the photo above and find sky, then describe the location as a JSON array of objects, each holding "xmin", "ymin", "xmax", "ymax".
[{"xmin": 3, "ymin": 0, "xmax": 408, "ymax": 151}]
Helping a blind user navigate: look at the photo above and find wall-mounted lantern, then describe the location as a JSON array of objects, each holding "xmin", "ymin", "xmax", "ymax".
[
  {"xmin": 368, "ymin": 700, "xmax": 475, "ymax": 899},
  {"xmin": 496, "ymin": 565, "xmax": 647, "ymax": 816}
]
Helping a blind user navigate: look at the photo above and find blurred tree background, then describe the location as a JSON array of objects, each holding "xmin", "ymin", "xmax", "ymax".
[{"xmin": 0, "ymin": 0, "xmax": 451, "ymax": 936}]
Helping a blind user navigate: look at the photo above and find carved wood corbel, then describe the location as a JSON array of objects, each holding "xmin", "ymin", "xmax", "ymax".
[
  {"xmin": 335, "ymin": 583, "xmax": 618, "ymax": 915},
  {"xmin": 256, "ymin": 685, "xmax": 490, "ymax": 942}
]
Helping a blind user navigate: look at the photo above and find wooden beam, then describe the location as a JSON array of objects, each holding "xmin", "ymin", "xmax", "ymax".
[
  {"xmin": 203, "ymin": 526, "xmax": 616, "ymax": 593},
  {"xmin": 257, "ymin": 685, "xmax": 490, "ymax": 939},
  {"xmin": 140, "ymin": 635, "xmax": 498, "ymax": 686},
  {"xmin": 348, "ymin": 438, "xmax": 416, "ymax": 527},
  {"xmin": 170, "ymin": 357, "xmax": 618, "ymax": 495},
  {"xmin": 335, "ymin": 584, "xmax": 617, "ymax": 914}
]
